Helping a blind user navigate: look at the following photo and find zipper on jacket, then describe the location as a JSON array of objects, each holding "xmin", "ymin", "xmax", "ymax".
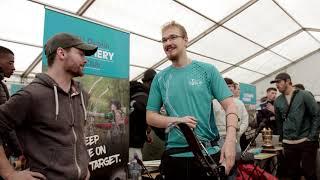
[{"xmin": 69, "ymin": 95, "xmax": 81, "ymax": 179}]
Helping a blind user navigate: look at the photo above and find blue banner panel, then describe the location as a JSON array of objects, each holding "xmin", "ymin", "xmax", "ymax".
[
  {"xmin": 44, "ymin": 9, "xmax": 130, "ymax": 179},
  {"xmin": 239, "ymin": 83, "xmax": 256, "ymax": 105},
  {"xmin": 9, "ymin": 83, "xmax": 25, "ymax": 95},
  {"xmin": 43, "ymin": 9, "xmax": 129, "ymax": 79}
]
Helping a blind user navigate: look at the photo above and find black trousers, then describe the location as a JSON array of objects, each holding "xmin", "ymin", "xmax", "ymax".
[
  {"xmin": 160, "ymin": 152, "xmax": 224, "ymax": 180},
  {"xmin": 283, "ymin": 141, "xmax": 319, "ymax": 180}
]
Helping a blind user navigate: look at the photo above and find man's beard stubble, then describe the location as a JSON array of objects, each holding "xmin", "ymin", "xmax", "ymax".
[{"xmin": 66, "ymin": 67, "xmax": 84, "ymax": 77}]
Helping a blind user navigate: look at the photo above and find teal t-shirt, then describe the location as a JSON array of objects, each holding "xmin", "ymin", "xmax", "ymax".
[{"xmin": 147, "ymin": 60, "xmax": 232, "ymax": 157}]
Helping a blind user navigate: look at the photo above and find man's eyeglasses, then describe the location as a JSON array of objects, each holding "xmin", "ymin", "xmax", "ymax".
[{"xmin": 161, "ymin": 34, "xmax": 184, "ymax": 43}]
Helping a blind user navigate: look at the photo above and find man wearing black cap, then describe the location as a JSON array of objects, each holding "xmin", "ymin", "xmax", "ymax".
[
  {"xmin": 271, "ymin": 72, "xmax": 320, "ymax": 180},
  {"xmin": 0, "ymin": 33, "xmax": 97, "ymax": 180}
]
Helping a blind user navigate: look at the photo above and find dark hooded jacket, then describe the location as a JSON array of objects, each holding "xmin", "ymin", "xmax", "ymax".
[
  {"xmin": 0, "ymin": 73, "xmax": 89, "ymax": 180},
  {"xmin": 129, "ymin": 81, "xmax": 149, "ymax": 148},
  {"xmin": 0, "ymin": 72, "xmax": 22, "ymax": 157}
]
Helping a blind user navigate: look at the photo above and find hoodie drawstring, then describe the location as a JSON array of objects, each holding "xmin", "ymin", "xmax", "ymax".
[
  {"xmin": 53, "ymin": 85, "xmax": 59, "ymax": 121},
  {"xmin": 53, "ymin": 85, "xmax": 87, "ymax": 122},
  {"xmin": 80, "ymin": 91, "xmax": 87, "ymax": 121}
]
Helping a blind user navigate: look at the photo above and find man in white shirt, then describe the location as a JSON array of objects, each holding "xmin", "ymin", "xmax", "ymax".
[{"xmin": 213, "ymin": 78, "xmax": 249, "ymax": 179}]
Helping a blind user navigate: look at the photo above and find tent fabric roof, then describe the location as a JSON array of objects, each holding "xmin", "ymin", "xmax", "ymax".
[{"xmin": 1, "ymin": 0, "xmax": 320, "ymax": 83}]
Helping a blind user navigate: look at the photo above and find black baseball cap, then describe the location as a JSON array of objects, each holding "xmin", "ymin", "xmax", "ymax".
[
  {"xmin": 45, "ymin": 33, "xmax": 98, "ymax": 58},
  {"xmin": 270, "ymin": 72, "xmax": 291, "ymax": 84}
]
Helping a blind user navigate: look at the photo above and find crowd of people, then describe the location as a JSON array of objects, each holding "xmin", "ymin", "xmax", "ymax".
[{"xmin": 0, "ymin": 20, "xmax": 319, "ymax": 180}]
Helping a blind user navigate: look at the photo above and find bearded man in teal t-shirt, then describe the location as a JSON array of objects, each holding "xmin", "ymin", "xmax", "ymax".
[{"xmin": 146, "ymin": 21, "xmax": 238, "ymax": 180}]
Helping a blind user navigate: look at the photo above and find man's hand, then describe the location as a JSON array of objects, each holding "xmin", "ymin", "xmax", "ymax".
[
  {"xmin": 146, "ymin": 132, "xmax": 153, "ymax": 144},
  {"xmin": 178, "ymin": 116, "xmax": 197, "ymax": 129},
  {"xmin": 219, "ymin": 139, "xmax": 236, "ymax": 175},
  {"xmin": 146, "ymin": 126, "xmax": 153, "ymax": 144},
  {"xmin": 266, "ymin": 103, "xmax": 275, "ymax": 114},
  {"xmin": 85, "ymin": 168, "xmax": 90, "ymax": 180},
  {"xmin": 6, "ymin": 170, "xmax": 46, "ymax": 180}
]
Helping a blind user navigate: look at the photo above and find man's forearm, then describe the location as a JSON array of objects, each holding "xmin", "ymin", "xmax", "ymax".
[
  {"xmin": 146, "ymin": 111, "xmax": 180, "ymax": 128},
  {"xmin": 225, "ymin": 105, "xmax": 238, "ymax": 142},
  {"xmin": 0, "ymin": 146, "xmax": 15, "ymax": 179},
  {"xmin": 220, "ymin": 97, "xmax": 238, "ymax": 142}
]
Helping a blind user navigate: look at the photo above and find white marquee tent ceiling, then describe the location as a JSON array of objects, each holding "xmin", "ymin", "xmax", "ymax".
[{"xmin": 1, "ymin": 0, "xmax": 320, "ymax": 83}]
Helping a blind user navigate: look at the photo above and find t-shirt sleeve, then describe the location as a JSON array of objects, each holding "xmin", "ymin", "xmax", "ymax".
[
  {"xmin": 146, "ymin": 75, "xmax": 163, "ymax": 112},
  {"xmin": 209, "ymin": 65, "xmax": 232, "ymax": 101}
]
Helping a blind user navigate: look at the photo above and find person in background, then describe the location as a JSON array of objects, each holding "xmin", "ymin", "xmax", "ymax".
[
  {"xmin": 146, "ymin": 21, "xmax": 237, "ymax": 179},
  {"xmin": 0, "ymin": 46, "xmax": 22, "ymax": 180},
  {"xmin": 0, "ymin": 33, "xmax": 97, "ymax": 180},
  {"xmin": 293, "ymin": 83, "xmax": 315, "ymax": 97},
  {"xmin": 233, "ymin": 83, "xmax": 240, "ymax": 98},
  {"xmin": 141, "ymin": 69, "xmax": 166, "ymax": 161},
  {"xmin": 213, "ymin": 77, "xmax": 248, "ymax": 179},
  {"xmin": 272, "ymin": 72, "xmax": 320, "ymax": 180},
  {"xmin": 293, "ymin": 83, "xmax": 305, "ymax": 90},
  {"xmin": 257, "ymin": 87, "xmax": 278, "ymax": 134},
  {"xmin": 129, "ymin": 80, "xmax": 149, "ymax": 161}
]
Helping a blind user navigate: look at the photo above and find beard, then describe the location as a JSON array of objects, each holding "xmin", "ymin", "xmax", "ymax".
[
  {"xmin": 277, "ymin": 86, "xmax": 286, "ymax": 93},
  {"xmin": 165, "ymin": 45, "xmax": 180, "ymax": 62},
  {"xmin": 166, "ymin": 50, "xmax": 179, "ymax": 62},
  {"xmin": 66, "ymin": 65, "xmax": 84, "ymax": 77},
  {"xmin": 167, "ymin": 55, "xmax": 178, "ymax": 62}
]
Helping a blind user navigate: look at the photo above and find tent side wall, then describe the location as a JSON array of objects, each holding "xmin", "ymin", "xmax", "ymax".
[{"xmin": 254, "ymin": 51, "xmax": 320, "ymax": 102}]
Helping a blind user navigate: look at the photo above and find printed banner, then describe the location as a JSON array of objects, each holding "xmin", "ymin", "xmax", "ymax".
[
  {"xmin": 43, "ymin": 9, "xmax": 129, "ymax": 79},
  {"xmin": 239, "ymin": 83, "xmax": 257, "ymax": 148},
  {"xmin": 239, "ymin": 83, "xmax": 256, "ymax": 105},
  {"xmin": 44, "ymin": 9, "xmax": 129, "ymax": 180},
  {"xmin": 8, "ymin": 83, "xmax": 25, "ymax": 95}
]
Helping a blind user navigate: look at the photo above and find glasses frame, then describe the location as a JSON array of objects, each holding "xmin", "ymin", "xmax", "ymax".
[{"xmin": 161, "ymin": 34, "xmax": 184, "ymax": 43}]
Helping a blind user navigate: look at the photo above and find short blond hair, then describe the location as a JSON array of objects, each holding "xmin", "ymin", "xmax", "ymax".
[{"xmin": 161, "ymin": 21, "xmax": 188, "ymax": 39}]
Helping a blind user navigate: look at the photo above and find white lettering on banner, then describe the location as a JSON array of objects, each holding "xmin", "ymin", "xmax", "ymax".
[
  {"xmin": 85, "ymin": 135, "xmax": 122, "ymax": 171},
  {"xmin": 95, "ymin": 145, "xmax": 107, "ymax": 156},
  {"xmin": 88, "ymin": 148, "xmax": 94, "ymax": 158},
  {"xmin": 244, "ymin": 93, "xmax": 254, "ymax": 98},
  {"xmin": 242, "ymin": 93, "xmax": 254, "ymax": 103},
  {"xmin": 89, "ymin": 154, "xmax": 121, "ymax": 171},
  {"xmin": 85, "ymin": 135, "xmax": 99, "ymax": 146},
  {"xmin": 93, "ymin": 49, "xmax": 114, "ymax": 61},
  {"xmin": 243, "ymin": 97, "xmax": 251, "ymax": 102}
]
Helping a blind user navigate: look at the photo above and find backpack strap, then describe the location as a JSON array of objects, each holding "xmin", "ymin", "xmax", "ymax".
[{"xmin": 285, "ymin": 89, "xmax": 299, "ymax": 120}]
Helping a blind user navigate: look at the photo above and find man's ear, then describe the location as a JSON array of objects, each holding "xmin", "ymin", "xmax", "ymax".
[
  {"xmin": 56, "ymin": 47, "xmax": 65, "ymax": 59},
  {"xmin": 184, "ymin": 37, "xmax": 188, "ymax": 47}
]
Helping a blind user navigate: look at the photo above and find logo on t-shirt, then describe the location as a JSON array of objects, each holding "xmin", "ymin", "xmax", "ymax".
[{"xmin": 188, "ymin": 79, "xmax": 203, "ymax": 86}]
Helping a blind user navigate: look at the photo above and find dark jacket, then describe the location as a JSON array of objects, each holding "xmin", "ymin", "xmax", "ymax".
[
  {"xmin": 0, "ymin": 73, "xmax": 89, "ymax": 180},
  {"xmin": 129, "ymin": 81, "xmax": 149, "ymax": 148},
  {"xmin": 257, "ymin": 100, "xmax": 278, "ymax": 135},
  {"xmin": 274, "ymin": 89, "xmax": 320, "ymax": 141},
  {"xmin": 0, "ymin": 75, "xmax": 22, "ymax": 157},
  {"xmin": 0, "ymin": 79, "xmax": 10, "ymax": 146}
]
